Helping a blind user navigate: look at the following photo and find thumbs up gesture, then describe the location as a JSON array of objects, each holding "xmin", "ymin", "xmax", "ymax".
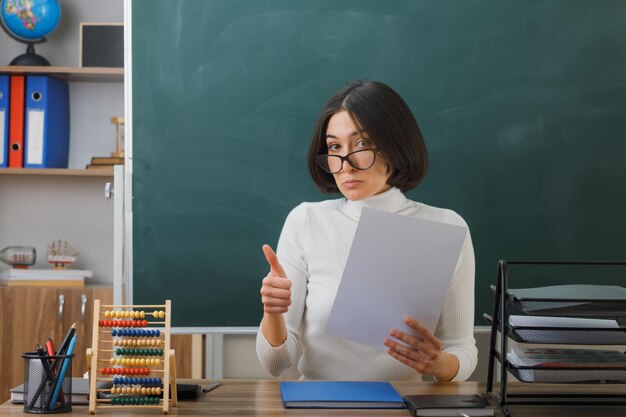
[{"xmin": 260, "ymin": 244, "xmax": 292, "ymax": 314}]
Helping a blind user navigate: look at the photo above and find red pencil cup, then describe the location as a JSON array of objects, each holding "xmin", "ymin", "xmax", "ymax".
[{"xmin": 22, "ymin": 352, "xmax": 74, "ymax": 413}]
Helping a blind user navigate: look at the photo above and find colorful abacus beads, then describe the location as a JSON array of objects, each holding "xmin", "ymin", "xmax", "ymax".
[
  {"xmin": 100, "ymin": 367, "xmax": 151, "ymax": 375},
  {"xmin": 104, "ymin": 310, "xmax": 146, "ymax": 319},
  {"xmin": 111, "ymin": 386, "xmax": 162, "ymax": 396},
  {"xmin": 115, "ymin": 348, "xmax": 164, "ymax": 357},
  {"xmin": 111, "ymin": 329, "xmax": 161, "ymax": 337},
  {"xmin": 113, "ymin": 377, "xmax": 161, "ymax": 386},
  {"xmin": 110, "ymin": 396, "xmax": 160, "ymax": 405},
  {"xmin": 99, "ymin": 319, "xmax": 148, "ymax": 328},
  {"xmin": 112, "ymin": 338, "xmax": 162, "ymax": 347},
  {"xmin": 151, "ymin": 310, "xmax": 166, "ymax": 319},
  {"xmin": 102, "ymin": 310, "xmax": 166, "ymax": 320},
  {"xmin": 110, "ymin": 358, "xmax": 161, "ymax": 366}
]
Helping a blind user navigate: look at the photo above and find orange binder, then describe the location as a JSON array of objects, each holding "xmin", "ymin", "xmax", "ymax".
[{"xmin": 8, "ymin": 75, "xmax": 25, "ymax": 168}]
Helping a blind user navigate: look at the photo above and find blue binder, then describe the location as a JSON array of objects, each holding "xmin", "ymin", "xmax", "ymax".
[
  {"xmin": 0, "ymin": 75, "xmax": 8, "ymax": 167},
  {"xmin": 279, "ymin": 381, "xmax": 405, "ymax": 409},
  {"xmin": 23, "ymin": 76, "xmax": 70, "ymax": 168}
]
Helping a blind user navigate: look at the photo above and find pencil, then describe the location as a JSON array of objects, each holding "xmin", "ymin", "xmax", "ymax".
[
  {"xmin": 49, "ymin": 334, "xmax": 77, "ymax": 410},
  {"xmin": 52, "ymin": 322, "xmax": 76, "ymax": 372},
  {"xmin": 28, "ymin": 345, "xmax": 54, "ymax": 409},
  {"xmin": 56, "ymin": 322, "xmax": 76, "ymax": 356}
]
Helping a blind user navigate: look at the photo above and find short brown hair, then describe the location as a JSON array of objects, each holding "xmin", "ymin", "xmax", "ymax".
[{"xmin": 307, "ymin": 80, "xmax": 428, "ymax": 193}]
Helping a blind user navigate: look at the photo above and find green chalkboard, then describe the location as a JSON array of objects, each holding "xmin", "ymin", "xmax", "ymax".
[{"xmin": 132, "ymin": 0, "xmax": 626, "ymax": 327}]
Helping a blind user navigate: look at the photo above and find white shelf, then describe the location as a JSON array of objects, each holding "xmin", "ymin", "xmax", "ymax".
[
  {"xmin": 0, "ymin": 167, "xmax": 114, "ymax": 177},
  {"xmin": 0, "ymin": 66, "xmax": 123, "ymax": 82}
]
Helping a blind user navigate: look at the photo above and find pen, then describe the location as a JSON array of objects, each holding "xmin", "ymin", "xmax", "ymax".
[
  {"xmin": 45, "ymin": 337, "xmax": 55, "ymax": 357},
  {"xmin": 37, "ymin": 343, "xmax": 54, "ymax": 380},
  {"xmin": 56, "ymin": 322, "xmax": 76, "ymax": 356},
  {"xmin": 49, "ymin": 334, "xmax": 77, "ymax": 410},
  {"xmin": 52, "ymin": 322, "xmax": 76, "ymax": 371},
  {"xmin": 28, "ymin": 344, "xmax": 54, "ymax": 409},
  {"xmin": 46, "ymin": 337, "xmax": 66, "ymax": 407},
  {"xmin": 201, "ymin": 382, "xmax": 221, "ymax": 393}
]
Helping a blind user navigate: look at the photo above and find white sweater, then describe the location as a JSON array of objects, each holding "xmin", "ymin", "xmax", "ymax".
[{"xmin": 256, "ymin": 187, "xmax": 477, "ymax": 381}]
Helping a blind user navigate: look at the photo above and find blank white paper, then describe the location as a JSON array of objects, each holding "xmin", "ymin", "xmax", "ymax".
[{"xmin": 325, "ymin": 207, "xmax": 467, "ymax": 350}]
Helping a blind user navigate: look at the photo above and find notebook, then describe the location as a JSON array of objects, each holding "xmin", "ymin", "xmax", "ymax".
[
  {"xmin": 280, "ymin": 381, "xmax": 405, "ymax": 409},
  {"xmin": 404, "ymin": 394, "xmax": 494, "ymax": 416}
]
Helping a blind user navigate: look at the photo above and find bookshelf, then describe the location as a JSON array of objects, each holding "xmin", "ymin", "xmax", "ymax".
[
  {"xmin": 0, "ymin": 65, "xmax": 121, "ymax": 399},
  {"xmin": 0, "ymin": 62, "xmax": 122, "ymax": 280},
  {"xmin": 0, "ymin": 0, "xmax": 125, "ymax": 402}
]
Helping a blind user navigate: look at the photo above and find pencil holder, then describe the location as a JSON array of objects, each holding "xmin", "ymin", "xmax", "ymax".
[{"xmin": 22, "ymin": 352, "xmax": 74, "ymax": 413}]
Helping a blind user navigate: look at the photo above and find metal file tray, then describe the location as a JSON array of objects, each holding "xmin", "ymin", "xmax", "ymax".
[
  {"xmin": 487, "ymin": 264, "xmax": 626, "ymax": 416},
  {"xmin": 508, "ymin": 325, "xmax": 626, "ymax": 345},
  {"xmin": 507, "ymin": 285, "xmax": 626, "ymax": 317},
  {"xmin": 483, "ymin": 313, "xmax": 626, "ymax": 345},
  {"xmin": 507, "ymin": 363, "xmax": 626, "ymax": 384}
]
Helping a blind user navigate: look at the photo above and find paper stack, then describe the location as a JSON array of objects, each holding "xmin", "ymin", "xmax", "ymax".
[
  {"xmin": 508, "ymin": 348, "xmax": 626, "ymax": 368},
  {"xmin": 507, "ymin": 347, "xmax": 626, "ymax": 383},
  {"xmin": 0, "ymin": 268, "xmax": 93, "ymax": 287},
  {"xmin": 85, "ymin": 156, "xmax": 124, "ymax": 169}
]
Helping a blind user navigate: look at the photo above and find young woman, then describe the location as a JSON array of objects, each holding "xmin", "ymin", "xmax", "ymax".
[{"xmin": 256, "ymin": 80, "xmax": 477, "ymax": 382}]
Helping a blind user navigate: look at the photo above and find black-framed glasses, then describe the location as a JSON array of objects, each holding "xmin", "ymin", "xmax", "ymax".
[{"xmin": 315, "ymin": 148, "xmax": 379, "ymax": 174}]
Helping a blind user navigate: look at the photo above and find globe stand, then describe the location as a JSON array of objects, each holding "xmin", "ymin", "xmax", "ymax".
[{"xmin": 10, "ymin": 42, "xmax": 50, "ymax": 66}]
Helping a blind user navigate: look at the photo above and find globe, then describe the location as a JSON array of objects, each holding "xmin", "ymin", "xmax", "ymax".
[{"xmin": 0, "ymin": 0, "xmax": 62, "ymax": 66}]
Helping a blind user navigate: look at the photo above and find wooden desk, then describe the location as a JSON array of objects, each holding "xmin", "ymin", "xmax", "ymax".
[{"xmin": 1, "ymin": 380, "xmax": 625, "ymax": 416}]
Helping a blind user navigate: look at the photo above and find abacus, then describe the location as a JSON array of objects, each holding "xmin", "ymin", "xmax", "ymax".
[{"xmin": 86, "ymin": 300, "xmax": 177, "ymax": 414}]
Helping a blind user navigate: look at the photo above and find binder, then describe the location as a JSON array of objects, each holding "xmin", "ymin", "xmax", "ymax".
[
  {"xmin": 279, "ymin": 381, "xmax": 404, "ymax": 409},
  {"xmin": 0, "ymin": 75, "xmax": 8, "ymax": 167},
  {"xmin": 8, "ymin": 75, "xmax": 25, "ymax": 168},
  {"xmin": 24, "ymin": 76, "xmax": 70, "ymax": 168}
]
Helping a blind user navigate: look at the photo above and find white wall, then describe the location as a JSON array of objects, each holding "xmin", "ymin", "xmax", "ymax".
[{"xmin": 0, "ymin": 175, "xmax": 114, "ymax": 281}]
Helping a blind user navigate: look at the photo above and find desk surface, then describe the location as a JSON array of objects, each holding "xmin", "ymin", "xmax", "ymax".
[{"xmin": 2, "ymin": 380, "xmax": 625, "ymax": 416}]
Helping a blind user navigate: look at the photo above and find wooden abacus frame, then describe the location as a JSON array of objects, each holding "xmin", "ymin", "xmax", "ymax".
[{"xmin": 86, "ymin": 300, "xmax": 177, "ymax": 414}]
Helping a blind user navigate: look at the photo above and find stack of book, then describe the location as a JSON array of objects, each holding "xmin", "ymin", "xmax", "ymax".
[
  {"xmin": 85, "ymin": 156, "xmax": 124, "ymax": 169},
  {"xmin": 0, "ymin": 268, "xmax": 93, "ymax": 287}
]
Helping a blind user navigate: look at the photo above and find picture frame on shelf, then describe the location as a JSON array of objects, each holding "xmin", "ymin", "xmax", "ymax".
[{"xmin": 79, "ymin": 23, "xmax": 124, "ymax": 68}]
